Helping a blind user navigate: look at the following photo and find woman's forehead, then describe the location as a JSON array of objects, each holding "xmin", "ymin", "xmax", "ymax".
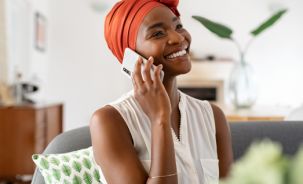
[{"xmin": 140, "ymin": 6, "xmax": 177, "ymax": 28}]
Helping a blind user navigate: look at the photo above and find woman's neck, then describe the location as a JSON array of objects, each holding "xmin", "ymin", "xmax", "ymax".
[{"xmin": 162, "ymin": 76, "xmax": 180, "ymax": 112}]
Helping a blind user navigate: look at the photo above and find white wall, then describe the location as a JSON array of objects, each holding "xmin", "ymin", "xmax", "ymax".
[
  {"xmin": 1, "ymin": 0, "xmax": 49, "ymax": 102},
  {"xmin": 47, "ymin": 0, "xmax": 303, "ymax": 131},
  {"xmin": 48, "ymin": 0, "xmax": 132, "ymax": 131},
  {"xmin": 26, "ymin": 0, "xmax": 50, "ymax": 102}
]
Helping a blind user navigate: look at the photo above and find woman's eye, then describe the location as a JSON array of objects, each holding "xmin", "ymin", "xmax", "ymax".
[
  {"xmin": 177, "ymin": 24, "xmax": 183, "ymax": 29},
  {"xmin": 152, "ymin": 31, "xmax": 163, "ymax": 37}
]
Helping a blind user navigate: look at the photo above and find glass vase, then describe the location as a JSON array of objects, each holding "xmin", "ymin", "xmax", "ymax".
[{"xmin": 228, "ymin": 58, "xmax": 258, "ymax": 109}]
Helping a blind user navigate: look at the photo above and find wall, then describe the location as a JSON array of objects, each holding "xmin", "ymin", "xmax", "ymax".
[
  {"xmin": 0, "ymin": 0, "xmax": 8, "ymax": 83},
  {"xmin": 48, "ymin": 0, "xmax": 131, "ymax": 131},
  {"xmin": 26, "ymin": 0, "xmax": 50, "ymax": 102},
  {"xmin": 0, "ymin": 0, "xmax": 50, "ymax": 102},
  {"xmin": 48, "ymin": 0, "xmax": 303, "ymax": 131}
]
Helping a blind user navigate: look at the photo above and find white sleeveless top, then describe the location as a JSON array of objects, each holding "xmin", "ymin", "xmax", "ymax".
[{"xmin": 94, "ymin": 89, "xmax": 219, "ymax": 184}]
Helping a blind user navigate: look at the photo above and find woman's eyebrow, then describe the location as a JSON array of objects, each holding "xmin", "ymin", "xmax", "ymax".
[
  {"xmin": 146, "ymin": 16, "xmax": 180, "ymax": 33},
  {"xmin": 172, "ymin": 16, "xmax": 179, "ymax": 22},
  {"xmin": 146, "ymin": 22, "xmax": 165, "ymax": 33}
]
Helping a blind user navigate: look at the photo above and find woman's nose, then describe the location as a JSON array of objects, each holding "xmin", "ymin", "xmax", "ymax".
[{"xmin": 167, "ymin": 31, "xmax": 184, "ymax": 45}]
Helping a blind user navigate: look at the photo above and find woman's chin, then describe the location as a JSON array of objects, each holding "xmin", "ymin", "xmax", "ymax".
[{"xmin": 174, "ymin": 61, "xmax": 192, "ymax": 76}]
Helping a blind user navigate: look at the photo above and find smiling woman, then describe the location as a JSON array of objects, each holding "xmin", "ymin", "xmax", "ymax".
[{"xmin": 90, "ymin": 0, "xmax": 234, "ymax": 184}]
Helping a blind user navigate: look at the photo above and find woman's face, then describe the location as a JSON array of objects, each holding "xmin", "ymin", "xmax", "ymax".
[{"xmin": 136, "ymin": 6, "xmax": 192, "ymax": 77}]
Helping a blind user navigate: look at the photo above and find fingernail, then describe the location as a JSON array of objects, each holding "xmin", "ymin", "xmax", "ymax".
[
  {"xmin": 159, "ymin": 64, "xmax": 163, "ymax": 67},
  {"xmin": 149, "ymin": 56, "xmax": 152, "ymax": 60}
]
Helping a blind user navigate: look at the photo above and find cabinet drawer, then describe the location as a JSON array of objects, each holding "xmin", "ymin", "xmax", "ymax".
[{"xmin": 35, "ymin": 137, "xmax": 46, "ymax": 154}]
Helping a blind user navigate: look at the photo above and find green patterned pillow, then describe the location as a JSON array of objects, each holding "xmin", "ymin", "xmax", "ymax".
[{"xmin": 32, "ymin": 146, "xmax": 102, "ymax": 184}]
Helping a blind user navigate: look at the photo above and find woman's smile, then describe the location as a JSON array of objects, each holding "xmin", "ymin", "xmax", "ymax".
[{"xmin": 164, "ymin": 45, "xmax": 189, "ymax": 61}]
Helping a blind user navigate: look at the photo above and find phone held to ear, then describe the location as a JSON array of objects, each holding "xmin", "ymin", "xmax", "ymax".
[{"xmin": 121, "ymin": 48, "xmax": 164, "ymax": 82}]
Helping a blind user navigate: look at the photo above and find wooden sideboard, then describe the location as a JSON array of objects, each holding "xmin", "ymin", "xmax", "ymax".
[
  {"xmin": 215, "ymin": 103, "xmax": 292, "ymax": 121},
  {"xmin": 0, "ymin": 103, "xmax": 63, "ymax": 178}
]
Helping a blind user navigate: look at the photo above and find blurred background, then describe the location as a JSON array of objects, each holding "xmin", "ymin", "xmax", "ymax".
[
  {"xmin": 1, "ymin": 0, "xmax": 303, "ymax": 130},
  {"xmin": 0, "ymin": 0, "xmax": 303, "ymax": 183}
]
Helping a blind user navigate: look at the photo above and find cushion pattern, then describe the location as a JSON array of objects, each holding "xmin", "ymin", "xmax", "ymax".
[{"xmin": 32, "ymin": 146, "xmax": 102, "ymax": 184}]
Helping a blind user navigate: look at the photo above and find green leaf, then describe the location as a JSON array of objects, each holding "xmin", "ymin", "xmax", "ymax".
[
  {"xmin": 73, "ymin": 175, "xmax": 83, "ymax": 184},
  {"xmin": 40, "ymin": 158, "xmax": 50, "ymax": 170},
  {"xmin": 251, "ymin": 9, "xmax": 287, "ymax": 36},
  {"xmin": 91, "ymin": 157, "xmax": 96, "ymax": 165},
  {"xmin": 82, "ymin": 150, "xmax": 90, "ymax": 156},
  {"xmin": 72, "ymin": 154, "xmax": 81, "ymax": 159},
  {"xmin": 72, "ymin": 160, "xmax": 82, "ymax": 173},
  {"xmin": 32, "ymin": 154, "xmax": 39, "ymax": 160},
  {"xmin": 192, "ymin": 15, "xmax": 233, "ymax": 39},
  {"xmin": 63, "ymin": 179, "xmax": 72, "ymax": 184},
  {"xmin": 93, "ymin": 169, "xmax": 101, "ymax": 182},
  {"xmin": 50, "ymin": 156, "xmax": 61, "ymax": 166},
  {"xmin": 83, "ymin": 171, "xmax": 93, "ymax": 184},
  {"xmin": 62, "ymin": 164, "xmax": 72, "ymax": 177},
  {"xmin": 44, "ymin": 154, "xmax": 50, "ymax": 158},
  {"xmin": 46, "ymin": 172, "xmax": 52, "ymax": 184},
  {"xmin": 61, "ymin": 155, "xmax": 71, "ymax": 163},
  {"xmin": 52, "ymin": 168, "xmax": 61, "ymax": 181},
  {"xmin": 82, "ymin": 158, "xmax": 92, "ymax": 170}
]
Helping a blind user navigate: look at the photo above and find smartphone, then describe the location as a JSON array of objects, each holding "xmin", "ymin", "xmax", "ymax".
[{"xmin": 121, "ymin": 48, "xmax": 164, "ymax": 82}]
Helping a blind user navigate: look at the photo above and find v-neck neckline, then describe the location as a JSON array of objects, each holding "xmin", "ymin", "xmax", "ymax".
[{"xmin": 171, "ymin": 90, "xmax": 183, "ymax": 145}]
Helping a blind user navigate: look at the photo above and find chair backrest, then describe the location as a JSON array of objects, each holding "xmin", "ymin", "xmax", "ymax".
[
  {"xmin": 284, "ymin": 105, "xmax": 303, "ymax": 120},
  {"xmin": 31, "ymin": 126, "xmax": 91, "ymax": 184},
  {"xmin": 31, "ymin": 121, "xmax": 303, "ymax": 184}
]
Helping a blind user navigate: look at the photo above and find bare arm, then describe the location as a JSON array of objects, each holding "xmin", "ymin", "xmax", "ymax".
[
  {"xmin": 210, "ymin": 103, "xmax": 234, "ymax": 178},
  {"xmin": 90, "ymin": 107, "xmax": 148, "ymax": 183},
  {"xmin": 91, "ymin": 56, "xmax": 178, "ymax": 184}
]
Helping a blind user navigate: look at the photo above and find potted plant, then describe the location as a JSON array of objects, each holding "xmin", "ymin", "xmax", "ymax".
[{"xmin": 192, "ymin": 9, "xmax": 287, "ymax": 108}]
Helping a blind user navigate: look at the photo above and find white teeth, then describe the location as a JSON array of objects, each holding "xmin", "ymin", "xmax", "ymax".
[{"xmin": 166, "ymin": 49, "xmax": 187, "ymax": 59}]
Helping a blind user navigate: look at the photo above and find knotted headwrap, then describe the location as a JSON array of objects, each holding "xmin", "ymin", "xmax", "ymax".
[{"xmin": 104, "ymin": 0, "xmax": 180, "ymax": 63}]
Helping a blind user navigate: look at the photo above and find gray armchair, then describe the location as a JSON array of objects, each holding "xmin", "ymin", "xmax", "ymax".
[{"xmin": 31, "ymin": 121, "xmax": 303, "ymax": 184}]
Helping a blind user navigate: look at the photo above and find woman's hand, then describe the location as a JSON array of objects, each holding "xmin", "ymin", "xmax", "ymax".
[{"xmin": 131, "ymin": 56, "xmax": 171, "ymax": 124}]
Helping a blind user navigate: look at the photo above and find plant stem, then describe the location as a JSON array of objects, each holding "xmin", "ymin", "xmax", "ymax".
[
  {"xmin": 232, "ymin": 39, "xmax": 244, "ymax": 63},
  {"xmin": 243, "ymin": 36, "xmax": 255, "ymax": 57}
]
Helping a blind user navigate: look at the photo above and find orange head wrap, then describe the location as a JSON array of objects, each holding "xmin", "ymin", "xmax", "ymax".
[{"xmin": 104, "ymin": 0, "xmax": 180, "ymax": 64}]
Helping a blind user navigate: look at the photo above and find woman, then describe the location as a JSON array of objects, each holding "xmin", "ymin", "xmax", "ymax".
[{"xmin": 90, "ymin": 0, "xmax": 233, "ymax": 183}]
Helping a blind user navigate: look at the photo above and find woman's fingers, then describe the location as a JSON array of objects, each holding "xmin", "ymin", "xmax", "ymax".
[
  {"xmin": 131, "ymin": 72, "xmax": 138, "ymax": 90},
  {"xmin": 142, "ymin": 57, "xmax": 154, "ymax": 86},
  {"xmin": 133, "ymin": 57, "xmax": 144, "ymax": 87},
  {"xmin": 153, "ymin": 64, "xmax": 163, "ymax": 88}
]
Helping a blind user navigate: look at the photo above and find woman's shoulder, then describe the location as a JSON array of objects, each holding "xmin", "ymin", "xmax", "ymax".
[
  {"xmin": 90, "ymin": 90, "xmax": 135, "ymax": 147},
  {"xmin": 90, "ymin": 105, "xmax": 133, "ymax": 151},
  {"xmin": 90, "ymin": 90, "xmax": 135, "ymax": 136},
  {"xmin": 90, "ymin": 105, "xmax": 127, "ymax": 139}
]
